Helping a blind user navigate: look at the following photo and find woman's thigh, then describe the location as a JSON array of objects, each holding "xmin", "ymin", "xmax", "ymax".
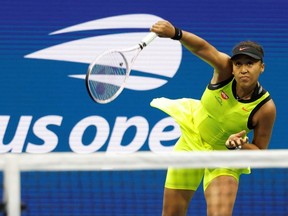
[
  {"xmin": 162, "ymin": 187, "xmax": 195, "ymax": 216},
  {"xmin": 204, "ymin": 175, "xmax": 239, "ymax": 216}
]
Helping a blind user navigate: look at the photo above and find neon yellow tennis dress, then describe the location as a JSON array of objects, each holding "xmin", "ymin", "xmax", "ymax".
[{"xmin": 150, "ymin": 77, "xmax": 271, "ymax": 191}]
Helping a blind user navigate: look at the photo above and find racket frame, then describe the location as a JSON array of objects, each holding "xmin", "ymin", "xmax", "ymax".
[{"xmin": 86, "ymin": 32, "xmax": 157, "ymax": 104}]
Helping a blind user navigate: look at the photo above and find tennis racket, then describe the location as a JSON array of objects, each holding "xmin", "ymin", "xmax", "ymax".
[{"xmin": 86, "ymin": 32, "xmax": 158, "ymax": 104}]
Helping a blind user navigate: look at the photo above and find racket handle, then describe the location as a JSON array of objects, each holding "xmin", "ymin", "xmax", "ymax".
[{"xmin": 141, "ymin": 32, "xmax": 157, "ymax": 48}]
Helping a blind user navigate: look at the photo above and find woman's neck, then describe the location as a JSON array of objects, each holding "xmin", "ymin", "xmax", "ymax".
[{"xmin": 236, "ymin": 83, "xmax": 258, "ymax": 100}]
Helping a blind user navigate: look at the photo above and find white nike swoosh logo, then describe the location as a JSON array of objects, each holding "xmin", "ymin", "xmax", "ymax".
[{"xmin": 239, "ymin": 47, "xmax": 249, "ymax": 51}]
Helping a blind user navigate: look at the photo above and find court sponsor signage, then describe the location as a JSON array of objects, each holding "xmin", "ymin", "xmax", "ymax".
[{"xmin": 0, "ymin": 14, "xmax": 182, "ymax": 153}]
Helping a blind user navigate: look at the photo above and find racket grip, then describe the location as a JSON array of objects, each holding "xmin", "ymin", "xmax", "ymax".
[{"xmin": 141, "ymin": 32, "xmax": 157, "ymax": 47}]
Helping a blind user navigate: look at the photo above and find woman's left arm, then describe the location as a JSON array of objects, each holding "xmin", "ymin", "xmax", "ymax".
[
  {"xmin": 225, "ymin": 99, "xmax": 276, "ymax": 150},
  {"xmin": 244, "ymin": 99, "xmax": 276, "ymax": 150}
]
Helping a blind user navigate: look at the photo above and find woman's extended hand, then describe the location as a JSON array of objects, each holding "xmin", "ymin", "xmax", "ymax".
[{"xmin": 225, "ymin": 130, "xmax": 249, "ymax": 150}]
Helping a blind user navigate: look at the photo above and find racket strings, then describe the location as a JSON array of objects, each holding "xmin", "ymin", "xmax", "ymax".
[{"xmin": 88, "ymin": 52, "xmax": 127, "ymax": 102}]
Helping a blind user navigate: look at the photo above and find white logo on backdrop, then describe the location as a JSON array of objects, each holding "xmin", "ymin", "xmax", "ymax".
[{"xmin": 25, "ymin": 14, "xmax": 182, "ymax": 91}]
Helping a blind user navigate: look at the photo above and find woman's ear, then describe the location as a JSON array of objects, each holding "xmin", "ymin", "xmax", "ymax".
[{"xmin": 261, "ymin": 63, "xmax": 265, "ymax": 73}]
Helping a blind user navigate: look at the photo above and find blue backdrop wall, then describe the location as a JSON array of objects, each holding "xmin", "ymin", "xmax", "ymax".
[{"xmin": 0, "ymin": 1, "xmax": 288, "ymax": 215}]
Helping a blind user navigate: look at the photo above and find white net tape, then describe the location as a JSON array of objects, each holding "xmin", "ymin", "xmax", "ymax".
[{"xmin": 1, "ymin": 149, "xmax": 287, "ymax": 171}]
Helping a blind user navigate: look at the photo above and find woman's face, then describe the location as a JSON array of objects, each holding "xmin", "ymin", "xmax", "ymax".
[{"xmin": 232, "ymin": 55, "xmax": 265, "ymax": 88}]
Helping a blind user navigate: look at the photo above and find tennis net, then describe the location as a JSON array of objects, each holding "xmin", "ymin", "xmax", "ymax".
[{"xmin": 0, "ymin": 150, "xmax": 288, "ymax": 216}]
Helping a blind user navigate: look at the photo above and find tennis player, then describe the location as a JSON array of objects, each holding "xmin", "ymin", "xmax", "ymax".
[{"xmin": 150, "ymin": 20, "xmax": 276, "ymax": 216}]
